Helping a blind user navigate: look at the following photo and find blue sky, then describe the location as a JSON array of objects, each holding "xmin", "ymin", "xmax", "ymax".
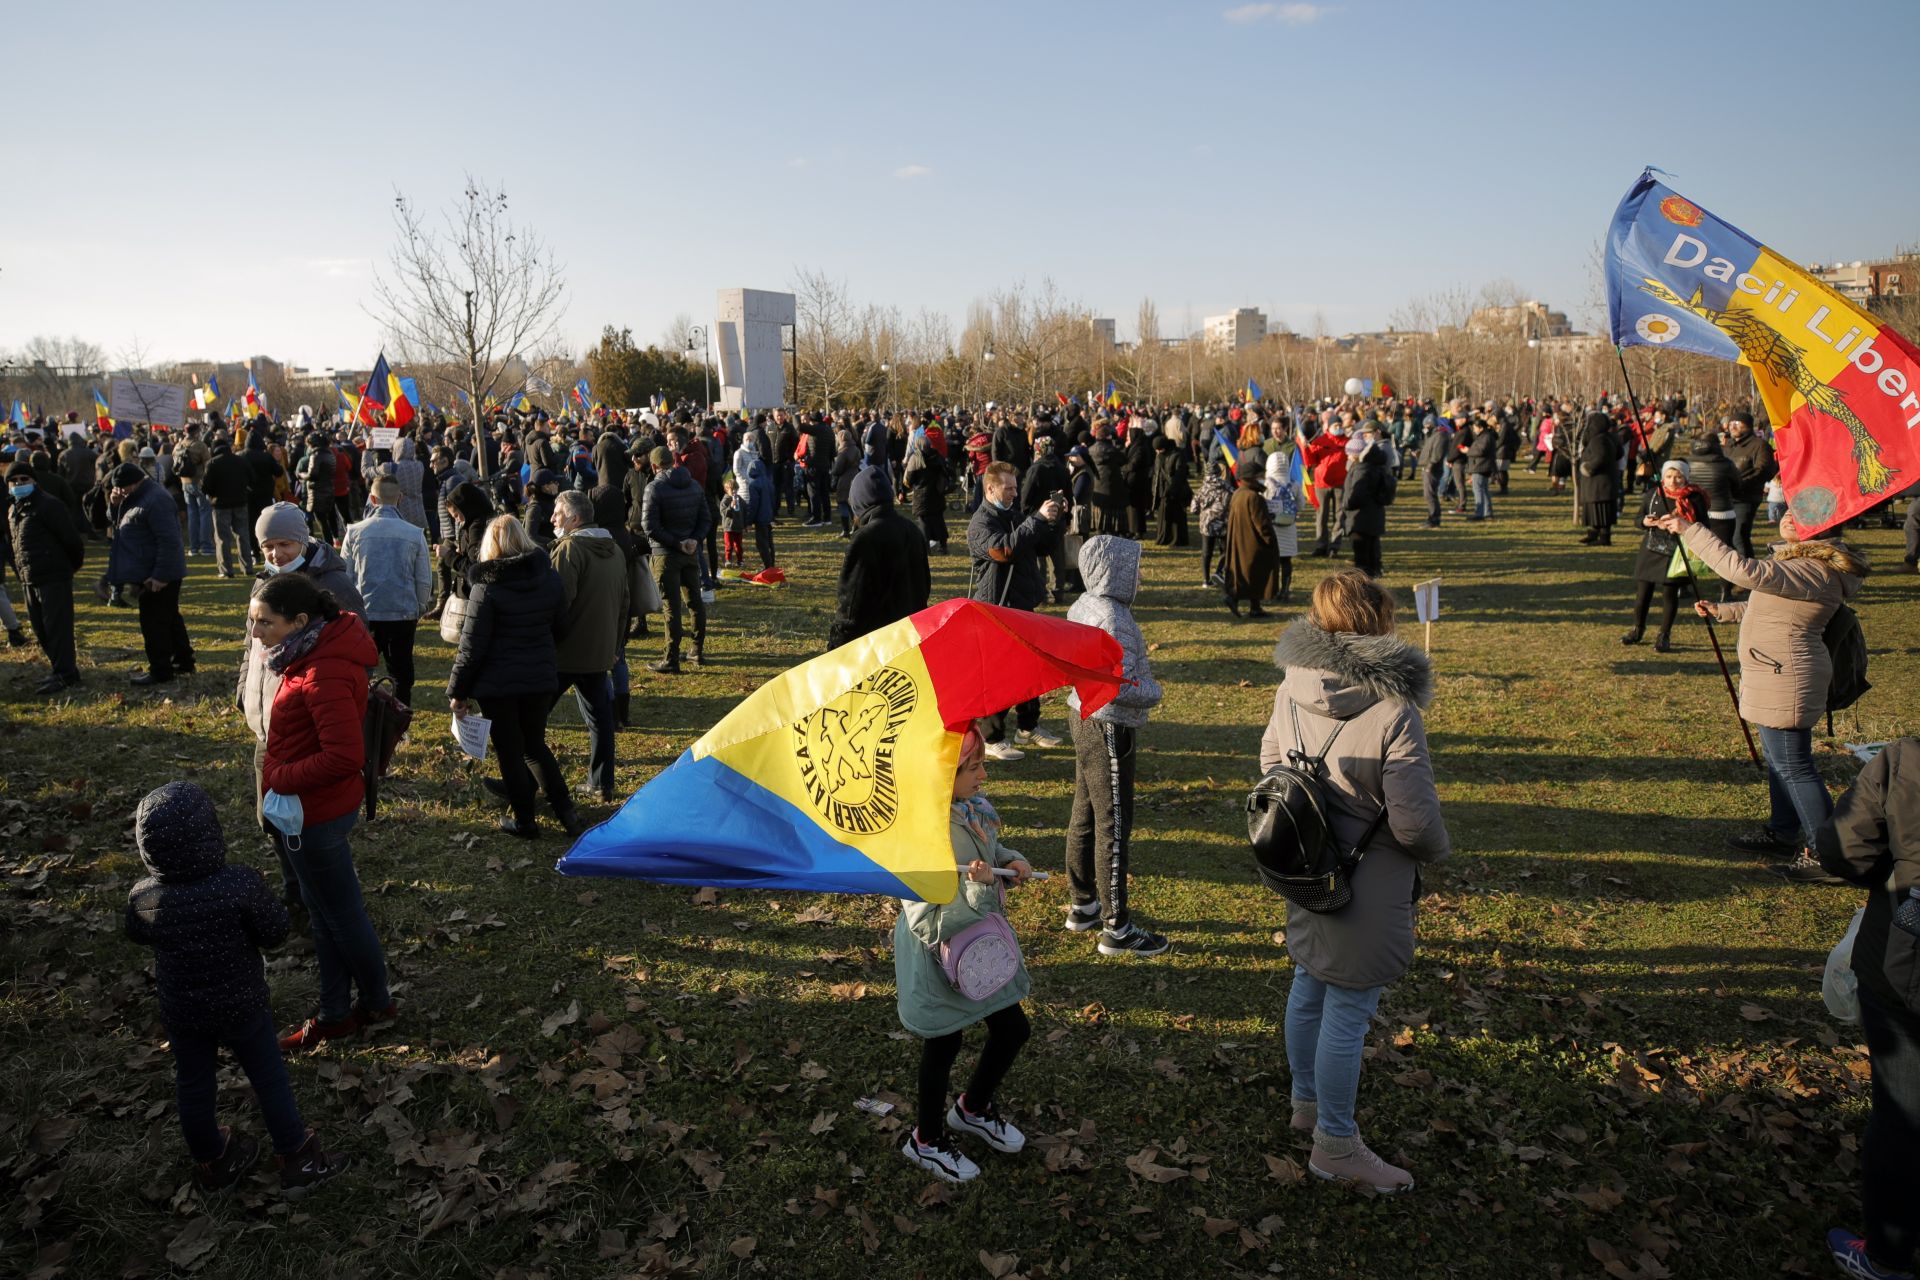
[{"xmin": 3, "ymin": 0, "xmax": 1914, "ymax": 371}]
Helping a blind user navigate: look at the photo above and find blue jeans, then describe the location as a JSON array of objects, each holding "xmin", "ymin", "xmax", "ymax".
[
  {"xmin": 1470, "ymin": 473, "xmax": 1492, "ymax": 518},
  {"xmin": 286, "ymin": 810, "xmax": 390, "ymax": 1023},
  {"xmin": 183, "ymin": 483, "xmax": 213, "ymax": 553},
  {"xmin": 555, "ymin": 670, "xmax": 616, "ymax": 798},
  {"xmin": 1756, "ymin": 724, "xmax": 1832, "ymax": 848},
  {"xmin": 171, "ymin": 1007, "xmax": 306, "ymax": 1159},
  {"xmin": 1285, "ymin": 968, "xmax": 1385, "ymax": 1138}
]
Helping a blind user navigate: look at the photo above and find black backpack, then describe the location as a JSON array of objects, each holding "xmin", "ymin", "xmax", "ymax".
[
  {"xmin": 1246, "ymin": 700, "xmax": 1387, "ymax": 914},
  {"xmin": 1822, "ymin": 602, "xmax": 1870, "ymax": 714}
]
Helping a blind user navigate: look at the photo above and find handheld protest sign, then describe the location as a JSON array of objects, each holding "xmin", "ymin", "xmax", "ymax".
[{"xmin": 1413, "ymin": 578, "xmax": 1441, "ymax": 650}]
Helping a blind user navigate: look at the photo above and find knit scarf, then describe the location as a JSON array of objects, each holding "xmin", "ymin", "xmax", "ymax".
[
  {"xmin": 951, "ymin": 795, "xmax": 1002, "ymax": 847},
  {"xmin": 265, "ymin": 617, "xmax": 327, "ymax": 674}
]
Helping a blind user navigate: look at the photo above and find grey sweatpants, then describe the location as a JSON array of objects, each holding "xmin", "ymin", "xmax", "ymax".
[{"xmin": 1065, "ymin": 716, "xmax": 1137, "ymax": 932}]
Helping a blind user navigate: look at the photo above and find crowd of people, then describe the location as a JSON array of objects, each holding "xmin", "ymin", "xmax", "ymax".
[{"xmin": 2, "ymin": 387, "xmax": 1917, "ymax": 1274}]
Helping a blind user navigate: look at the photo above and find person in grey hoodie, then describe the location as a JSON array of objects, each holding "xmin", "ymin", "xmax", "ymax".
[
  {"xmin": 1062, "ymin": 535, "xmax": 1167, "ymax": 957},
  {"xmin": 1259, "ymin": 570, "xmax": 1449, "ymax": 1194}
]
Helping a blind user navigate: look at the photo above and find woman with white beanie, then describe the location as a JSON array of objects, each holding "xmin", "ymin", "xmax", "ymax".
[{"xmin": 1621, "ymin": 459, "xmax": 1704, "ymax": 652}]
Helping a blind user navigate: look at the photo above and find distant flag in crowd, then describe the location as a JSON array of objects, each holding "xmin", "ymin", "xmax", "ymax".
[
  {"xmin": 1605, "ymin": 168, "xmax": 1920, "ymax": 534},
  {"xmin": 574, "ymin": 378, "xmax": 593, "ymax": 411},
  {"xmin": 505, "ymin": 391, "xmax": 533, "ymax": 413},
  {"xmin": 1104, "ymin": 380, "xmax": 1121, "ymax": 410},
  {"xmin": 557, "ymin": 600, "xmax": 1125, "ymax": 902},
  {"xmin": 358, "ymin": 353, "xmax": 393, "ymax": 427},
  {"xmin": 1245, "ymin": 377, "xmax": 1263, "ymax": 404},
  {"xmin": 244, "ymin": 363, "xmax": 265, "ymax": 416},
  {"xmin": 92, "ymin": 388, "xmax": 113, "ymax": 433},
  {"xmin": 1376, "ymin": 376, "xmax": 1394, "ymax": 398},
  {"xmin": 386, "ymin": 368, "xmax": 416, "ymax": 428},
  {"xmin": 1212, "ymin": 427, "xmax": 1239, "ymax": 468}
]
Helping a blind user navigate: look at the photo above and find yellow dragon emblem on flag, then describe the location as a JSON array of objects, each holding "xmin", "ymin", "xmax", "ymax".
[{"xmin": 1638, "ymin": 278, "xmax": 1896, "ymax": 496}]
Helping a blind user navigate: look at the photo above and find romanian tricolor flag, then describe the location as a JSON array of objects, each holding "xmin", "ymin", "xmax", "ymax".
[
  {"xmin": 359, "ymin": 353, "xmax": 392, "ymax": 427},
  {"xmin": 1246, "ymin": 377, "xmax": 1263, "ymax": 404},
  {"xmin": 386, "ymin": 370, "xmax": 415, "ymax": 428},
  {"xmin": 1212, "ymin": 427, "xmax": 1239, "ymax": 469},
  {"xmin": 557, "ymin": 600, "xmax": 1125, "ymax": 902},
  {"xmin": 1104, "ymin": 380, "xmax": 1121, "ymax": 410},
  {"xmin": 1607, "ymin": 170, "xmax": 1920, "ymax": 534},
  {"xmin": 505, "ymin": 391, "xmax": 533, "ymax": 413},
  {"xmin": 92, "ymin": 388, "xmax": 113, "ymax": 434},
  {"xmin": 574, "ymin": 378, "xmax": 592, "ymax": 411},
  {"xmin": 244, "ymin": 365, "xmax": 264, "ymax": 416}
]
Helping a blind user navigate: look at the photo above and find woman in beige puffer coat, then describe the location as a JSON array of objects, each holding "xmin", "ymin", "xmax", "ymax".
[{"xmin": 1656, "ymin": 509, "xmax": 1868, "ymax": 875}]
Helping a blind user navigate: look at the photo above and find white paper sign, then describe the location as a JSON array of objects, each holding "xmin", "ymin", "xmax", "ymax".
[
  {"xmin": 59, "ymin": 421, "xmax": 88, "ymax": 439},
  {"xmin": 451, "ymin": 712, "xmax": 492, "ymax": 762},
  {"xmin": 370, "ymin": 426, "xmax": 400, "ymax": 449},
  {"xmin": 109, "ymin": 377, "xmax": 188, "ymax": 427},
  {"xmin": 1413, "ymin": 578, "xmax": 1441, "ymax": 624}
]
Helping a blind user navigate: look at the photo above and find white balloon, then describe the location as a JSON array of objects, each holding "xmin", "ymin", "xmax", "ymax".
[{"xmin": 1343, "ymin": 377, "xmax": 1367, "ymax": 397}]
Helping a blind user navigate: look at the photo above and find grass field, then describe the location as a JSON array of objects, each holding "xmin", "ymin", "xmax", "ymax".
[{"xmin": 2, "ymin": 471, "xmax": 1914, "ymax": 1279}]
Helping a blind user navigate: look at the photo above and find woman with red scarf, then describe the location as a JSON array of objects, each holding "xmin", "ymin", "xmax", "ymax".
[{"xmin": 1622, "ymin": 459, "xmax": 1706, "ymax": 652}]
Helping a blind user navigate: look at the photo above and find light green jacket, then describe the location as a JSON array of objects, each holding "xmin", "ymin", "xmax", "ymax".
[{"xmin": 892, "ymin": 812, "xmax": 1032, "ymax": 1038}]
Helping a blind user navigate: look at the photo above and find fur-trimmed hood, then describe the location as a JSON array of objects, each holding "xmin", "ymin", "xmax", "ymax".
[
  {"xmin": 468, "ymin": 547, "xmax": 552, "ymax": 586},
  {"xmin": 1272, "ymin": 617, "xmax": 1433, "ymax": 718},
  {"xmin": 1774, "ymin": 536, "xmax": 1869, "ymax": 579}
]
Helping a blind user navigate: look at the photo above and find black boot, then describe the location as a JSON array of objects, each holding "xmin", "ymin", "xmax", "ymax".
[
  {"xmin": 1652, "ymin": 631, "xmax": 1673, "ymax": 653},
  {"xmin": 613, "ymin": 692, "xmax": 630, "ymax": 729},
  {"xmin": 649, "ymin": 645, "xmax": 681, "ymax": 674},
  {"xmin": 1620, "ymin": 629, "xmax": 1643, "ymax": 646},
  {"xmin": 552, "ymin": 798, "xmax": 586, "ymax": 837}
]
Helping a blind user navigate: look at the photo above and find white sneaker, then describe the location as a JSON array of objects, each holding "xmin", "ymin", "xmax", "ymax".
[
  {"xmin": 1063, "ymin": 900, "xmax": 1102, "ymax": 932},
  {"xmin": 1015, "ymin": 727, "xmax": 1062, "ymax": 748},
  {"xmin": 1309, "ymin": 1136, "xmax": 1414, "ymax": 1193},
  {"xmin": 983, "ymin": 741, "xmax": 1025, "ymax": 762},
  {"xmin": 946, "ymin": 1099, "xmax": 1025, "ymax": 1153},
  {"xmin": 902, "ymin": 1132, "xmax": 980, "ymax": 1183}
]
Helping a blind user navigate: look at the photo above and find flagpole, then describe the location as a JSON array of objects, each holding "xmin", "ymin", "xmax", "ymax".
[{"xmin": 1616, "ymin": 347, "xmax": 1759, "ymax": 770}]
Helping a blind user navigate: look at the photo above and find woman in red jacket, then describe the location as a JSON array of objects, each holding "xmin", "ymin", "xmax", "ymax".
[{"xmin": 250, "ymin": 573, "xmax": 394, "ymax": 1051}]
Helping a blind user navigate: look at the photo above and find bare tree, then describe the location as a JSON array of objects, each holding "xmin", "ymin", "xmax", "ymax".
[
  {"xmin": 369, "ymin": 177, "xmax": 567, "ymax": 475},
  {"xmin": 661, "ymin": 313, "xmax": 698, "ymax": 359},
  {"xmin": 791, "ymin": 267, "xmax": 870, "ymax": 410}
]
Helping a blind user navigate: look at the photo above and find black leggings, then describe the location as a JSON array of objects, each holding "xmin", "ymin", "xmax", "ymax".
[
  {"xmin": 477, "ymin": 692, "xmax": 568, "ymax": 826},
  {"xmin": 1201, "ymin": 534, "xmax": 1222, "ymax": 583},
  {"xmin": 917, "ymin": 1003, "xmax": 1029, "ymax": 1145},
  {"xmin": 1631, "ymin": 579, "xmax": 1685, "ymax": 635}
]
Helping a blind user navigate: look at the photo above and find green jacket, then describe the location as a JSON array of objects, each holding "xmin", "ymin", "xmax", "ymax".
[
  {"xmin": 551, "ymin": 528, "xmax": 629, "ymax": 674},
  {"xmin": 892, "ymin": 810, "xmax": 1032, "ymax": 1038}
]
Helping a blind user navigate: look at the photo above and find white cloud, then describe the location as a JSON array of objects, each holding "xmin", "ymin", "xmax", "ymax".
[
  {"xmin": 302, "ymin": 257, "xmax": 369, "ymax": 279},
  {"xmin": 892, "ymin": 164, "xmax": 933, "ymax": 179},
  {"xmin": 1223, "ymin": 2, "xmax": 1333, "ymax": 24}
]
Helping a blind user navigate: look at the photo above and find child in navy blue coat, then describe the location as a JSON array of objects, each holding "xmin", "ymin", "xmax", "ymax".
[{"xmin": 125, "ymin": 781, "xmax": 346, "ymax": 1196}]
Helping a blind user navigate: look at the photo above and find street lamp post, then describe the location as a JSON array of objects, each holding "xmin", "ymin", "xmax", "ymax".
[
  {"xmin": 880, "ymin": 361, "xmax": 891, "ymax": 414},
  {"xmin": 982, "ymin": 343, "xmax": 995, "ymax": 408},
  {"xmin": 1527, "ymin": 334, "xmax": 1541, "ymax": 404},
  {"xmin": 687, "ymin": 326, "xmax": 709, "ymax": 413}
]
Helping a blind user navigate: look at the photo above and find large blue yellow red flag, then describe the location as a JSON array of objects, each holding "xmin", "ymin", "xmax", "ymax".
[
  {"xmin": 92, "ymin": 388, "xmax": 112, "ymax": 433},
  {"xmin": 244, "ymin": 364, "xmax": 264, "ymax": 416},
  {"xmin": 1606, "ymin": 170, "xmax": 1920, "ymax": 534},
  {"xmin": 574, "ymin": 378, "xmax": 592, "ymax": 411},
  {"xmin": 557, "ymin": 600, "xmax": 1125, "ymax": 902},
  {"xmin": 1246, "ymin": 377, "xmax": 1263, "ymax": 404},
  {"xmin": 360, "ymin": 353, "xmax": 392, "ymax": 427},
  {"xmin": 386, "ymin": 370, "xmax": 416, "ymax": 428},
  {"xmin": 1104, "ymin": 380, "xmax": 1121, "ymax": 410},
  {"xmin": 13, "ymin": 399, "xmax": 30, "ymax": 427}
]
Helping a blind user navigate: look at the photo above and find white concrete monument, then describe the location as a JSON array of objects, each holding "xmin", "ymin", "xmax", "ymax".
[{"xmin": 713, "ymin": 288, "xmax": 796, "ymax": 411}]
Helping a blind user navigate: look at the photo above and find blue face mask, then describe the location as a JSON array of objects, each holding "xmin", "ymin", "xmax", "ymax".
[
  {"xmin": 270, "ymin": 552, "xmax": 308, "ymax": 575},
  {"xmin": 7, "ymin": 483, "xmax": 30, "ymax": 501},
  {"xmin": 261, "ymin": 789, "xmax": 305, "ymax": 850}
]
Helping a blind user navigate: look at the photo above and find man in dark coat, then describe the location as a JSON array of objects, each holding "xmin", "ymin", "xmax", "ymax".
[
  {"xmin": 1342, "ymin": 431, "xmax": 1394, "ymax": 578},
  {"xmin": 829, "ymin": 468, "xmax": 931, "ymax": 651},
  {"xmin": 242, "ymin": 429, "xmax": 282, "ymax": 562},
  {"xmin": 1721, "ymin": 411, "xmax": 1776, "ymax": 558},
  {"xmin": 1123, "ymin": 421, "xmax": 1155, "ymax": 538},
  {"xmin": 641, "ymin": 446, "xmax": 711, "ymax": 673},
  {"xmin": 1087, "ymin": 422, "xmax": 1128, "ymax": 534},
  {"xmin": 967, "ymin": 462, "xmax": 1067, "ymax": 759},
  {"xmin": 7, "ymin": 459, "xmax": 86, "ymax": 692},
  {"xmin": 1221, "ymin": 454, "xmax": 1279, "ymax": 616},
  {"xmin": 1577, "ymin": 412, "xmax": 1621, "ymax": 545},
  {"xmin": 202, "ymin": 439, "xmax": 255, "ymax": 577},
  {"xmin": 107, "ymin": 463, "xmax": 194, "ymax": 684},
  {"xmin": 1019, "ymin": 437, "xmax": 1074, "ymax": 603}
]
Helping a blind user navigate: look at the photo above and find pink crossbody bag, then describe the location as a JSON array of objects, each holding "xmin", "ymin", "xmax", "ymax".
[{"xmin": 937, "ymin": 881, "xmax": 1023, "ymax": 1001}]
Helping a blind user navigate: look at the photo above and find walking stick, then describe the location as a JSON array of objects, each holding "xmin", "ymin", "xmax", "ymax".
[{"xmin": 1615, "ymin": 351, "xmax": 1762, "ymax": 770}]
